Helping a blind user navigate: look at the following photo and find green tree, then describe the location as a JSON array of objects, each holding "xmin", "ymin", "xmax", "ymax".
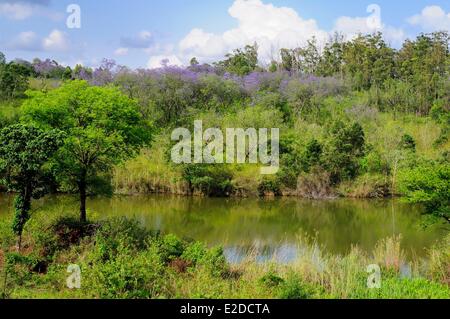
[
  {"xmin": 22, "ymin": 81, "xmax": 152, "ymax": 222},
  {"xmin": 0, "ymin": 124, "xmax": 63, "ymax": 249},
  {"xmin": 217, "ymin": 43, "xmax": 259, "ymax": 76},
  {"xmin": 325, "ymin": 121, "xmax": 366, "ymax": 183},
  {"xmin": 398, "ymin": 32, "xmax": 450, "ymax": 114},
  {"xmin": 399, "ymin": 163, "xmax": 450, "ymax": 223},
  {"xmin": 317, "ymin": 33, "xmax": 345, "ymax": 77},
  {"xmin": 342, "ymin": 33, "xmax": 395, "ymax": 90},
  {"xmin": 0, "ymin": 61, "xmax": 30, "ymax": 99}
]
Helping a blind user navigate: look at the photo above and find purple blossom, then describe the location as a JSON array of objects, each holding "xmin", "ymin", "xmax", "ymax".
[{"xmin": 33, "ymin": 59, "xmax": 64, "ymax": 77}]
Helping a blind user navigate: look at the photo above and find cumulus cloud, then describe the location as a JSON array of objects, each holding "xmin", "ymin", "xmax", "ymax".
[
  {"xmin": 408, "ymin": 6, "xmax": 450, "ymax": 31},
  {"xmin": 8, "ymin": 31, "xmax": 39, "ymax": 50},
  {"xmin": 42, "ymin": 29, "xmax": 69, "ymax": 51},
  {"xmin": 333, "ymin": 16, "xmax": 406, "ymax": 47},
  {"xmin": 147, "ymin": 54, "xmax": 182, "ymax": 69},
  {"xmin": 172, "ymin": 0, "xmax": 411, "ymax": 65},
  {"xmin": 178, "ymin": 0, "xmax": 328, "ymax": 63},
  {"xmin": 8, "ymin": 29, "xmax": 70, "ymax": 52}
]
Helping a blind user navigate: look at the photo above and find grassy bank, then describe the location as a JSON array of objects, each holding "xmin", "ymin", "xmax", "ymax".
[{"xmin": 0, "ymin": 211, "xmax": 448, "ymax": 299}]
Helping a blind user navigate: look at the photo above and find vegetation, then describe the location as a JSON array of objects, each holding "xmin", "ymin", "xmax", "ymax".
[
  {"xmin": 0, "ymin": 213, "xmax": 448, "ymax": 299},
  {"xmin": 0, "ymin": 30, "xmax": 449, "ymax": 299},
  {"xmin": 21, "ymin": 81, "xmax": 152, "ymax": 222},
  {"xmin": 0, "ymin": 124, "xmax": 63, "ymax": 249}
]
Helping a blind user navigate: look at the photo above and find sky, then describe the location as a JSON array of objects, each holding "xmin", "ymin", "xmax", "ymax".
[{"xmin": 1, "ymin": 0, "xmax": 450, "ymax": 69}]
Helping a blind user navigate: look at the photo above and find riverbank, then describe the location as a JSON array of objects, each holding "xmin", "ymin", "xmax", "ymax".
[{"xmin": 0, "ymin": 210, "xmax": 448, "ymax": 299}]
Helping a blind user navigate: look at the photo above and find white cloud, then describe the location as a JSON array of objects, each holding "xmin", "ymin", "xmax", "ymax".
[
  {"xmin": 333, "ymin": 15, "xmax": 406, "ymax": 47},
  {"xmin": 42, "ymin": 29, "xmax": 70, "ymax": 51},
  {"xmin": 0, "ymin": 2, "xmax": 33, "ymax": 20},
  {"xmin": 114, "ymin": 47, "xmax": 129, "ymax": 56},
  {"xmin": 178, "ymin": 0, "xmax": 328, "ymax": 63},
  {"xmin": 408, "ymin": 6, "xmax": 450, "ymax": 31},
  {"xmin": 120, "ymin": 30, "xmax": 154, "ymax": 48},
  {"xmin": 147, "ymin": 54, "xmax": 182, "ymax": 69},
  {"xmin": 173, "ymin": 0, "xmax": 410, "ymax": 65},
  {"xmin": 0, "ymin": 1, "xmax": 61, "ymax": 20},
  {"xmin": 8, "ymin": 31, "xmax": 39, "ymax": 50}
]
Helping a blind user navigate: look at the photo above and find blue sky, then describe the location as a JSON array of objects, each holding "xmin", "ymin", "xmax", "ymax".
[{"xmin": 1, "ymin": 0, "xmax": 450, "ymax": 68}]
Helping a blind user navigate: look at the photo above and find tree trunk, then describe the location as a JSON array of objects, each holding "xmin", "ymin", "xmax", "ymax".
[{"xmin": 79, "ymin": 169, "xmax": 87, "ymax": 223}]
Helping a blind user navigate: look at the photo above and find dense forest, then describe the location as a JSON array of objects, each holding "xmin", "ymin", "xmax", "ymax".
[{"xmin": 0, "ymin": 31, "xmax": 449, "ymax": 299}]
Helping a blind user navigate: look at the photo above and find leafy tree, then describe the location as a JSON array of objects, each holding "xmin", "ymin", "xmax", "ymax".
[
  {"xmin": 302, "ymin": 139, "xmax": 323, "ymax": 171},
  {"xmin": 325, "ymin": 121, "xmax": 366, "ymax": 183},
  {"xmin": 398, "ymin": 32, "xmax": 450, "ymax": 114},
  {"xmin": 217, "ymin": 43, "xmax": 259, "ymax": 76},
  {"xmin": 0, "ymin": 52, "xmax": 6, "ymax": 65},
  {"xmin": 342, "ymin": 33, "xmax": 395, "ymax": 90},
  {"xmin": 22, "ymin": 81, "xmax": 152, "ymax": 222},
  {"xmin": 0, "ymin": 62, "xmax": 30, "ymax": 99},
  {"xmin": 317, "ymin": 33, "xmax": 345, "ymax": 77},
  {"xmin": 0, "ymin": 124, "xmax": 63, "ymax": 249},
  {"xmin": 190, "ymin": 57, "xmax": 199, "ymax": 66},
  {"xmin": 399, "ymin": 163, "xmax": 450, "ymax": 223}
]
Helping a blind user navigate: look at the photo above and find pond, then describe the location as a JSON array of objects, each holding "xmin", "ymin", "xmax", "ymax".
[{"xmin": 0, "ymin": 194, "xmax": 447, "ymax": 263}]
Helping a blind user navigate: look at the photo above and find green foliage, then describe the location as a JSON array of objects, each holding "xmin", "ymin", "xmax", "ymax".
[
  {"xmin": 259, "ymin": 270, "xmax": 284, "ymax": 288},
  {"xmin": 400, "ymin": 134, "xmax": 416, "ymax": 152},
  {"xmin": 183, "ymin": 164, "xmax": 233, "ymax": 196},
  {"xmin": 0, "ymin": 61, "xmax": 30, "ymax": 100},
  {"xmin": 352, "ymin": 277, "xmax": 450, "ymax": 299},
  {"xmin": 342, "ymin": 33, "xmax": 395, "ymax": 90},
  {"xmin": 399, "ymin": 162, "xmax": 450, "ymax": 223},
  {"xmin": 22, "ymin": 81, "xmax": 152, "ymax": 221},
  {"xmin": 397, "ymin": 32, "xmax": 449, "ymax": 114},
  {"xmin": 216, "ymin": 43, "xmax": 259, "ymax": 76},
  {"xmin": 325, "ymin": 121, "xmax": 366, "ymax": 183},
  {"xmin": 277, "ymin": 273, "xmax": 313, "ymax": 299},
  {"xmin": 0, "ymin": 124, "xmax": 63, "ymax": 242}
]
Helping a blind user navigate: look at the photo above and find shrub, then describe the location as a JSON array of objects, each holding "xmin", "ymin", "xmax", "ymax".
[
  {"xmin": 398, "ymin": 162, "xmax": 450, "ymax": 223},
  {"xmin": 158, "ymin": 234, "xmax": 186, "ymax": 263},
  {"xmin": 84, "ymin": 245, "xmax": 165, "ymax": 299},
  {"xmin": 277, "ymin": 273, "xmax": 312, "ymax": 299},
  {"xmin": 259, "ymin": 270, "xmax": 285, "ymax": 288}
]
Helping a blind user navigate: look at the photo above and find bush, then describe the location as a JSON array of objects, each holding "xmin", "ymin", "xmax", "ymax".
[
  {"xmin": 398, "ymin": 162, "xmax": 450, "ymax": 223},
  {"xmin": 277, "ymin": 273, "xmax": 312, "ymax": 299},
  {"xmin": 158, "ymin": 234, "xmax": 186, "ymax": 263},
  {"xmin": 183, "ymin": 164, "xmax": 234, "ymax": 197},
  {"xmin": 94, "ymin": 217, "xmax": 152, "ymax": 261},
  {"xmin": 84, "ymin": 245, "xmax": 165, "ymax": 299},
  {"xmin": 259, "ymin": 270, "xmax": 284, "ymax": 288}
]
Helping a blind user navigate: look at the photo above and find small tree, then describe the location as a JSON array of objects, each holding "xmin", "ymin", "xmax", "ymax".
[
  {"xmin": 0, "ymin": 124, "xmax": 63, "ymax": 249},
  {"xmin": 0, "ymin": 61, "xmax": 30, "ymax": 99},
  {"xmin": 22, "ymin": 80, "xmax": 152, "ymax": 222},
  {"xmin": 325, "ymin": 121, "xmax": 366, "ymax": 183},
  {"xmin": 399, "ymin": 163, "xmax": 450, "ymax": 224}
]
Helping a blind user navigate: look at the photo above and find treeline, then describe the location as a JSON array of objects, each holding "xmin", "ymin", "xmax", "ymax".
[{"xmin": 1, "ymin": 31, "xmax": 449, "ymax": 114}]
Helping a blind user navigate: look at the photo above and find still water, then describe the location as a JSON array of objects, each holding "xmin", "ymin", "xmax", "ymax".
[{"xmin": 0, "ymin": 194, "xmax": 447, "ymax": 262}]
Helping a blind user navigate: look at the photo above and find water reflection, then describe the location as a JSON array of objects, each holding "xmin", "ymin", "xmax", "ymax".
[{"xmin": 0, "ymin": 194, "xmax": 446, "ymax": 262}]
